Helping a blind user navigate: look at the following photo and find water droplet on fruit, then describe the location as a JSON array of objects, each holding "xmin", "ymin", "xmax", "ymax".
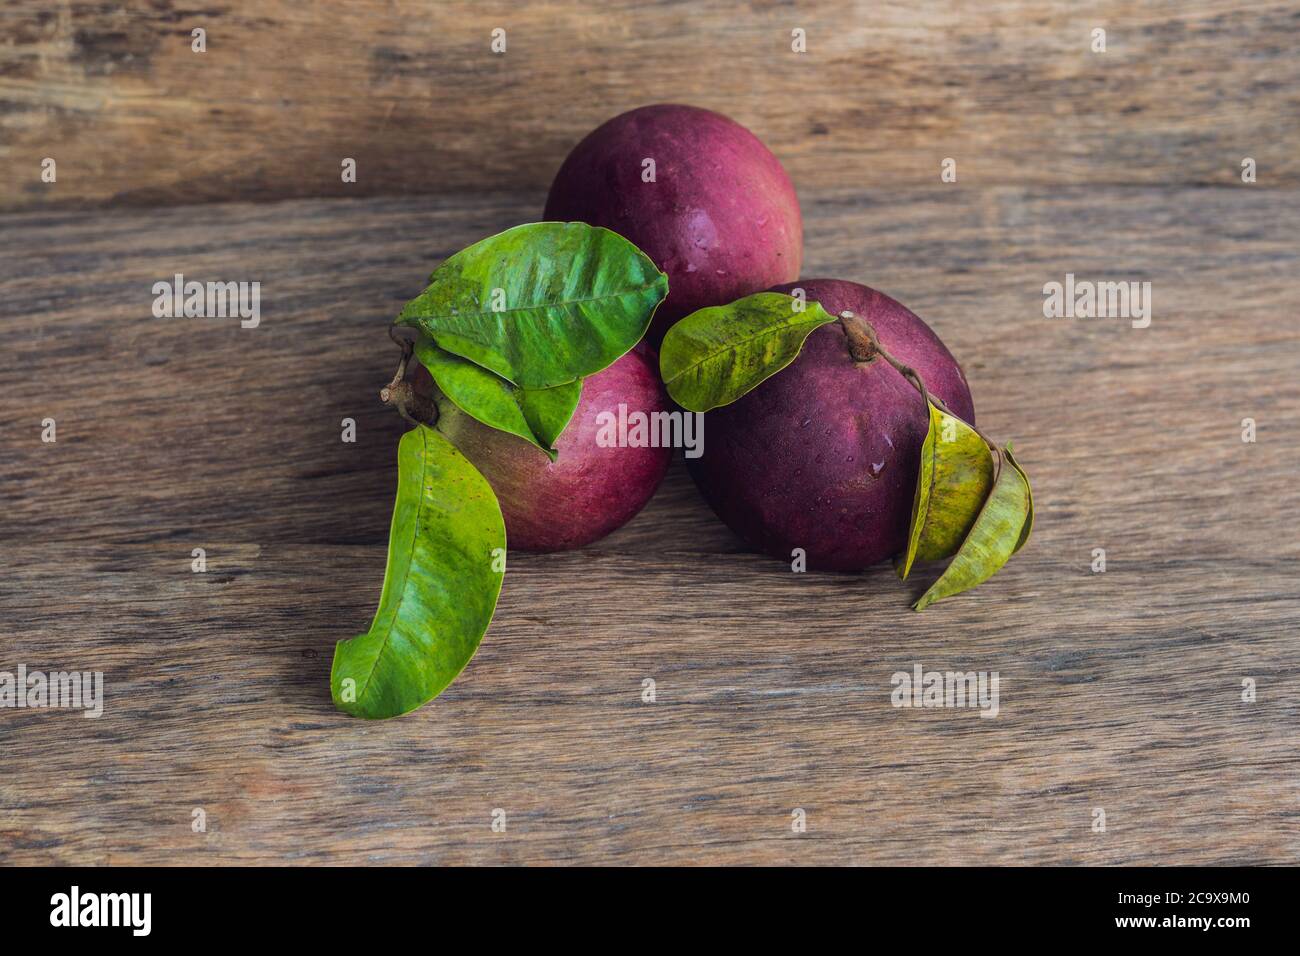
[
  {"xmin": 870, "ymin": 460, "xmax": 885, "ymax": 476},
  {"xmin": 800, "ymin": 418, "xmax": 811, "ymax": 428}
]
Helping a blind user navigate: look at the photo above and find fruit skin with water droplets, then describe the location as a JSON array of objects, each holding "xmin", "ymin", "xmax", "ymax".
[
  {"xmin": 687, "ymin": 279, "xmax": 976, "ymax": 571},
  {"xmin": 543, "ymin": 104, "xmax": 803, "ymax": 347},
  {"xmin": 416, "ymin": 348, "xmax": 673, "ymax": 552}
]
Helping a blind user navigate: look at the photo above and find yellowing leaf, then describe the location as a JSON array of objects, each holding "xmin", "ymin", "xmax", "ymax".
[
  {"xmin": 659, "ymin": 293, "xmax": 837, "ymax": 412},
  {"xmin": 897, "ymin": 401, "xmax": 995, "ymax": 580},
  {"xmin": 913, "ymin": 444, "xmax": 1033, "ymax": 611}
]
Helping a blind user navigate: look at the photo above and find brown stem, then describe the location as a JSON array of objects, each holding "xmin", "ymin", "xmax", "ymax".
[
  {"xmin": 838, "ymin": 310, "xmax": 1002, "ymax": 470},
  {"xmin": 839, "ymin": 310, "xmax": 931, "ymax": 409},
  {"xmin": 380, "ymin": 325, "xmax": 438, "ymax": 428}
]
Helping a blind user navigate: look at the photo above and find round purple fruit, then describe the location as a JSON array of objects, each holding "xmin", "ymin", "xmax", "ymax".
[
  {"xmin": 544, "ymin": 104, "xmax": 802, "ymax": 346},
  {"xmin": 431, "ymin": 349, "xmax": 673, "ymax": 552},
  {"xmin": 688, "ymin": 279, "xmax": 976, "ymax": 571}
]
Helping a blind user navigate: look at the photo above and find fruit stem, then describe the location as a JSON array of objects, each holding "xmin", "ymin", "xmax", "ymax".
[
  {"xmin": 381, "ymin": 325, "xmax": 439, "ymax": 428},
  {"xmin": 838, "ymin": 310, "xmax": 1002, "ymax": 470},
  {"xmin": 839, "ymin": 310, "xmax": 932, "ymax": 407}
]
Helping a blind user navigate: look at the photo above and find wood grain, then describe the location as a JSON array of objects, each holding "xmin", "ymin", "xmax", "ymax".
[
  {"xmin": 3, "ymin": 0, "xmax": 1299, "ymax": 212},
  {"xmin": 1, "ymin": 185, "xmax": 1297, "ymax": 864}
]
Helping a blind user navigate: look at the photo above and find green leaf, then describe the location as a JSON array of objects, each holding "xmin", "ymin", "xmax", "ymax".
[
  {"xmin": 913, "ymin": 444, "xmax": 1033, "ymax": 611},
  {"xmin": 659, "ymin": 293, "xmax": 838, "ymax": 412},
  {"xmin": 414, "ymin": 336, "xmax": 579, "ymax": 461},
  {"xmin": 1013, "ymin": 443, "xmax": 1034, "ymax": 554},
  {"xmin": 897, "ymin": 401, "xmax": 996, "ymax": 580},
  {"xmin": 397, "ymin": 222, "xmax": 668, "ymax": 389},
  {"xmin": 331, "ymin": 425, "xmax": 505, "ymax": 718}
]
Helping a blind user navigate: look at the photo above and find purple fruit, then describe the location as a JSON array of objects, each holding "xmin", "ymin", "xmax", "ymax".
[
  {"xmin": 688, "ymin": 279, "xmax": 975, "ymax": 571},
  {"xmin": 544, "ymin": 104, "xmax": 802, "ymax": 346},
  {"xmin": 430, "ymin": 349, "xmax": 673, "ymax": 552}
]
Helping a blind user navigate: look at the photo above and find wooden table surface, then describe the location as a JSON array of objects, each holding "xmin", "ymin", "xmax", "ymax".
[
  {"xmin": 3, "ymin": 185, "xmax": 1297, "ymax": 865},
  {"xmin": 5, "ymin": 0, "xmax": 1299, "ymax": 208},
  {"xmin": 2, "ymin": 1, "xmax": 1299, "ymax": 865}
]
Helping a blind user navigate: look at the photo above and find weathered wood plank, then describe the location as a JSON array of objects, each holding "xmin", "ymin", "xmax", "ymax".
[
  {"xmin": 1, "ymin": 186, "xmax": 1297, "ymax": 864},
  {"xmin": 3, "ymin": 0, "xmax": 1298, "ymax": 212}
]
